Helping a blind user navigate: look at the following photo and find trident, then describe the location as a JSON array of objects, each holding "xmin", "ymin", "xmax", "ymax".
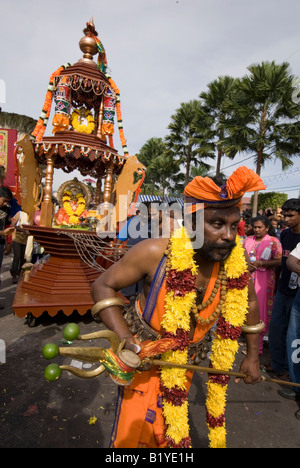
[{"xmin": 42, "ymin": 323, "xmax": 300, "ymax": 389}]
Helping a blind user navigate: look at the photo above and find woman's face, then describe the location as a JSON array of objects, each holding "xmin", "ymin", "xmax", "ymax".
[
  {"xmin": 253, "ymin": 220, "xmax": 268, "ymax": 239},
  {"xmin": 244, "ymin": 223, "xmax": 253, "ymax": 236},
  {"xmin": 271, "ymin": 220, "xmax": 278, "ymax": 229}
]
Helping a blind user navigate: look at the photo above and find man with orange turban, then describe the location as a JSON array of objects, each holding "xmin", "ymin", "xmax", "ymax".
[
  {"xmin": 184, "ymin": 166, "xmax": 265, "ymax": 210},
  {"xmin": 91, "ymin": 166, "xmax": 266, "ymax": 448}
]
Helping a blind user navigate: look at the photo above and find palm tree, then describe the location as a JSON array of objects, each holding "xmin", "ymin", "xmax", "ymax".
[
  {"xmin": 222, "ymin": 61, "xmax": 300, "ymax": 215},
  {"xmin": 0, "ymin": 111, "xmax": 37, "ymax": 137},
  {"xmin": 138, "ymin": 137, "xmax": 181, "ymax": 197},
  {"xmin": 190, "ymin": 162, "xmax": 215, "ymax": 179},
  {"xmin": 199, "ymin": 76, "xmax": 239, "ymax": 176},
  {"xmin": 165, "ymin": 100, "xmax": 215, "ymax": 187}
]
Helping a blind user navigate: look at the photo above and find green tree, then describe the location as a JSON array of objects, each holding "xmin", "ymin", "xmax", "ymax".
[
  {"xmin": 0, "ymin": 111, "xmax": 37, "ymax": 135},
  {"xmin": 222, "ymin": 61, "xmax": 300, "ymax": 215},
  {"xmin": 190, "ymin": 162, "xmax": 214, "ymax": 178},
  {"xmin": 138, "ymin": 137, "xmax": 182, "ymax": 197},
  {"xmin": 252, "ymin": 192, "xmax": 288, "ymax": 212},
  {"xmin": 199, "ymin": 76, "xmax": 239, "ymax": 176},
  {"xmin": 165, "ymin": 100, "xmax": 215, "ymax": 187}
]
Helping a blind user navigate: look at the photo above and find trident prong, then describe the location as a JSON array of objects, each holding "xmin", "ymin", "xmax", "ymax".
[{"xmin": 43, "ymin": 328, "xmax": 126, "ymax": 380}]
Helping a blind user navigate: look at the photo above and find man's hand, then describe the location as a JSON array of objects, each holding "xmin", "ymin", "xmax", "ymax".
[
  {"xmin": 121, "ymin": 334, "xmax": 141, "ymax": 354},
  {"xmin": 235, "ymin": 355, "xmax": 261, "ymax": 385},
  {"xmin": 4, "ymin": 227, "xmax": 15, "ymax": 236},
  {"xmin": 249, "ymin": 261, "xmax": 258, "ymax": 272},
  {"xmin": 4, "ymin": 243, "xmax": 12, "ymax": 255}
]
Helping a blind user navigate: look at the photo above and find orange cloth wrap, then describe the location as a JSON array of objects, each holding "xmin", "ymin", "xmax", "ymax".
[
  {"xmin": 184, "ymin": 166, "xmax": 266, "ymax": 210},
  {"xmin": 111, "ymin": 263, "xmax": 221, "ymax": 448}
]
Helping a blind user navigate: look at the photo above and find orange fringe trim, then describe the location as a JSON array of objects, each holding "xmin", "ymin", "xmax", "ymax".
[
  {"xmin": 31, "ymin": 64, "xmax": 70, "ymax": 141},
  {"xmin": 107, "ymin": 76, "xmax": 129, "ymax": 156}
]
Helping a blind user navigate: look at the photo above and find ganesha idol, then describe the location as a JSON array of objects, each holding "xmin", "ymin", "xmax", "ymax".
[{"xmin": 55, "ymin": 191, "xmax": 89, "ymax": 226}]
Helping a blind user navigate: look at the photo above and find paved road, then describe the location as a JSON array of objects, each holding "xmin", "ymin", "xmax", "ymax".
[{"xmin": 0, "ymin": 253, "xmax": 299, "ymax": 448}]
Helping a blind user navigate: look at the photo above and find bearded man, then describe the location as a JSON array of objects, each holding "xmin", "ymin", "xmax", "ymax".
[{"xmin": 91, "ymin": 166, "xmax": 265, "ymax": 448}]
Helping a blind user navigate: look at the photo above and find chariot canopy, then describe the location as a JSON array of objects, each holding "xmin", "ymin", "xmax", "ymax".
[
  {"xmin": 21, "ymin": 18, "xmax": 145, "ymax": 228},
  {"xmin": 12, "ymin": 19, "xmax": 145, "ymax": 323}
]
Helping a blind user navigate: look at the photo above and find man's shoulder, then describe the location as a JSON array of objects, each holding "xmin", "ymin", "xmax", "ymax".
[
  {"xmin": 281, "ymin": 228, "xmax": 300, "ymax": 243},
  {"xmin": 133, "ymin": 237, "xmax": 169, "ymax": 255},
  {"xmin": 124, "ymin": 237, "xmax": 169, "ymax": 278}
]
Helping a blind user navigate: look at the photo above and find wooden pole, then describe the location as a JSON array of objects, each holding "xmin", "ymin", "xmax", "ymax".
[
  {"xmin": 97, "ymin": 99, "xmax": 105, "ymax": 140},
  {"xmin": 151, "ymin": 359, "xmax": 300, "ymax": 388},
  {"xmin": 40, "ymin": 148, "xmax": 54, "ymax": 227},
  {"xmin": 94, "ymin": 177, "xmax": 102, "ymax": 206}
]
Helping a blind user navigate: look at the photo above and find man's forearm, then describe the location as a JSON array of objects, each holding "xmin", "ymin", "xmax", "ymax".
[
  {"xmin": 245, "ymin": 332, "xmax": 260, "ymax": 359},
  {"xmin": 91, "ymin": 281, "xmax": 128, "ymax": 335},
  {"xmin": 90, "ymin": 277, "xmax": 140, "ymax": 352},
  {"xmin": 286, "ymin": 255, "xmax": 300, "ymax": 276},
  {"xmin": 98, "ymin": 306, "xmax": 132, "ymax": 340},
  {"xmin": 244, "ymin": 279, "xmax": 261, "ymax": 360}
]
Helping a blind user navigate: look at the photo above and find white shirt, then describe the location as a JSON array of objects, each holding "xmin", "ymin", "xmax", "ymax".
[
  {"xmin": 290, "ymin": 242, "xmax": 300, "ymax": 286},
  {"xmin": 290, "ymin": 242, "xmax": 300, "ymax": 260}
]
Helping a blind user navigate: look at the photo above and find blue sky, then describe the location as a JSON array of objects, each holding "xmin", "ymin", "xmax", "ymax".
[{"xmin": 1, "ymin": 0, "xmax": 300, "ymax": 196}]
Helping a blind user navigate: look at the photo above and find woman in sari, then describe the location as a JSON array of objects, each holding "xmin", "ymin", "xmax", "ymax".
[{"xmin": 244, "ymin": 216, "xmax": 282, "ymax": 355}]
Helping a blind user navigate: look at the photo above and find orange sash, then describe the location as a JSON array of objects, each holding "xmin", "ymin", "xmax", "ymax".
[{"xmin": 110, "ymin": 263, "xmax": 221, "ymax": 448}]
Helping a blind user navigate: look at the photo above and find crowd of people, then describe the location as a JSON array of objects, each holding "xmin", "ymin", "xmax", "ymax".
[
  {"xmin": 0, "ymin": 186, "xmax": 44, "ymax": 304},
  {"xmin": 1, "ymin": 170, "xmax": 300, "ymax": 446},
  {"xmin": 238, "ymin": 200, "xmax": 300, "ymax": 419}
]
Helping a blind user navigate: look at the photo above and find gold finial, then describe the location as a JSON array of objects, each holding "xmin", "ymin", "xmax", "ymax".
[
  {"xmin": 78, "ymin": 18, "xmax": 98, "ymax": 65},
  {"xmin": 86, "ymin": 17, "xmax": 95, "ymax": 31}
]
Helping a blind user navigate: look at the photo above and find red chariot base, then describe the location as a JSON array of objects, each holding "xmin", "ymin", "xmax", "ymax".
[{"xmin": 12, "ymin": 226, "xmax": 119, "ymax": 321}]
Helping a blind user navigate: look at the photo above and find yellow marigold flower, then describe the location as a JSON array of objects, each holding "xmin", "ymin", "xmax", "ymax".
[
  {"xmin": 162, "ymin": 349, "xmax": 188, "ymax": 365},
  {"xmin": 206, "ymin": 382, "xmax": 227, "ymax": 418},
  {"xmin": 69, "ymin": 215, "xmax": 79, "ymax": 224},
  {"xmin": 88, "ymin": 416, "xmax": 97, "ymax": 425},
  {"xmin": 210, "ymin": 335, "xmax": 239, "ymax": 371},
  {"xmin": 208, "ymin": 425, "xmax": 227, "ymax": 449},
  {"xmin": 162, "ymin": 292, "xmax": 194, "ymax": 333},
  {"xmin": 163, "ymin": 400, "xmax": 190, "ymax": 444},
  {"xmin": 222, "ymin": 288, "xmax": 248, "ymax": 327},
  {"xmin": 161, "ymin": 366, "xmax": 187, "ymax": 390},
  {"xmin": 225, "ymin": 236, "xmax": 247, "ymax": 279},
  {"xmin": 161, "ymin": 349, "xmax": 188, "ymax": 390},
  {"xmin": 169, "ymin": 228, "xmax": 197, "ymax": 272}
]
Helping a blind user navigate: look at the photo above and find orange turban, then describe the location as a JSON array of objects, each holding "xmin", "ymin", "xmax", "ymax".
[{"xmin": 184, "ymin": 166, "xmax": 266, "ymax": 210}]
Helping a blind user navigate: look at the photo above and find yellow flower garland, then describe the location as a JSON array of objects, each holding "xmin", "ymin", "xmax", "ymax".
[
  {"xmin": 71, "ymin": 108, "xmax": 95, "ymax": 134},
  {"xmin": 206, "ymin": 236, "xmax": 248, "ymax": 449},
  {"xmin": 161, "ymin": 227, "xmax": 196, "ymax": 447},
  {"xmin": 162, "ymin": 227, "xmax": 248, "ymax": 448},
  {"xmin": 62, "ymin": 191, "xmax": 86, "ymax": 225}
]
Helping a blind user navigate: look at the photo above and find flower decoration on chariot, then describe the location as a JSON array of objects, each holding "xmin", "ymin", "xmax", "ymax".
[
  {"xmin": 57, "ymin": 190, "xmax": 87, "ymax": 226},
  {"xmin": 71, "ymin": 107, "xmax": 95, "ymax": 134}
]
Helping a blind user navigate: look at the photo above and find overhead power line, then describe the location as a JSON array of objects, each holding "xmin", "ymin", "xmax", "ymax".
[{"xmin": 263, "ymin": 167, "xmax": 300, "ymax": 185}]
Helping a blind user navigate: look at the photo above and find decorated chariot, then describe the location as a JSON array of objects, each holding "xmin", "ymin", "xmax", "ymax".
[{"xmin": 12, "ymin": 19, "xmax": 145, "ymax": 325}]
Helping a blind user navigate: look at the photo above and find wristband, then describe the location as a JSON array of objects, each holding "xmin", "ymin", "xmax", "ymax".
[
  {"xmin": 91, "ymin": 297, "xmax": 125, "ymax": 319},
  {"xmin": 241, "ymin": 320, "xmax": 265, "ymax": 334}
]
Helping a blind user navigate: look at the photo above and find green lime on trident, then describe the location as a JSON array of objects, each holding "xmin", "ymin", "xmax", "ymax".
[
  {"xmin": 44, "ymin": 363, "xmax": 62, "ymax": 382},
  {"xmin": 63, "ymin": 323, "xmax": 80, "ymax": 341},
  {"xmin": 42, "ymin": 343, "xmax": 59, "ymax": 360}
]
